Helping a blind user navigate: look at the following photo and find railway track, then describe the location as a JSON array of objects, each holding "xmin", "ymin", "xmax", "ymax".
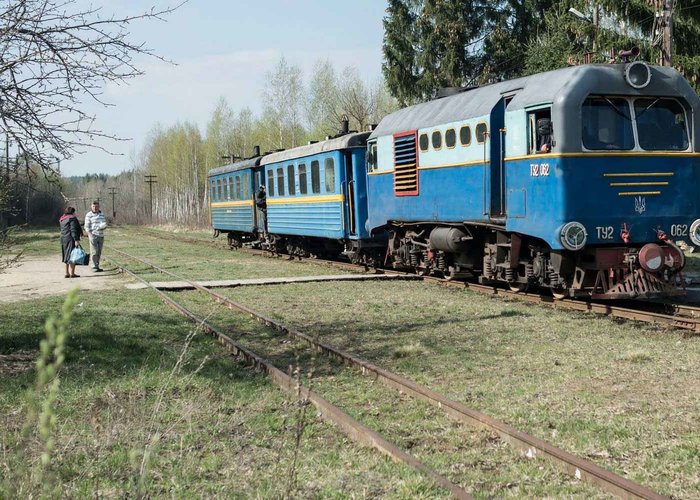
[
  {"xmin": 132, "ymin": 226, "xmax": 700, "ymax": 334},
  {"xmin": 105, "ymin": 243, "xmax": 667, "ymax": 499}
]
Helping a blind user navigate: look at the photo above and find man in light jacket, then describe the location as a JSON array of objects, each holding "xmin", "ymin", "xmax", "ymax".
[{"xmin": 84, "ymin": 200, "xmax": 107, "ymax": 272}]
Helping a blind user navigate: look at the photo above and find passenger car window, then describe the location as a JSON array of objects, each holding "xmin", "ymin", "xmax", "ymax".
[
  {"xmin": 235, "ymin": 177, "xmax": 241, "ymax": 200},
  {"xmin": 460, "ymin": 126, "xmax": 471, "ymax": 146},
  {"xmin": 298, "ymin": 164, "xmax": 308, "ymax": 194},
  {"xmin": 431, "ymin": 131, "xmax": 442, "ymax": 150},
  {"xmin": 287, "ymin": 165, "xmax": 295, "ymax": 195},
  {"xmin": 211, "ymin": 180, "xmax": 216, "ymax": 201},
  {"xmin": 266, "ymin": 170, "xmax": 275, "ymax": 197},
  {"xmin": 242, "ymin": 173, "xmax": 249, "ymax": 199},
  {"xmin": 582, "ymin": 97, "xmax": 634, "ymax": 150},
  {"xmin": 276, "ymin": 167, "xmax": 284, "ymax": 196},
  {"xmin": 217, "ymin": 179, "xmax": 222, "ymax": 201},
  {"xmin": 311, "ymin": 160, "xmax": 320, "ymax": 194},
  {"xmin": 324, "ymin": 158, "xmax": 335, "ymax": 192}
]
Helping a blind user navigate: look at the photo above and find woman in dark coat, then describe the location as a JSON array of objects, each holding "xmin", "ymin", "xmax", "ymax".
[{"xmin": 60, "ymin": 207, "xmax": 84, "ymax": 278}]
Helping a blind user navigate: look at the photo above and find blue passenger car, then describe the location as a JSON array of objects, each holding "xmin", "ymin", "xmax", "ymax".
[
  {"xmin": 259, "ymin": 132, "xmax": 383, "ymax": 263},
  {"xmin": 208, "ymin": 156, "xmax": 261, "ymax": 247},
  {"xmin": 366, "ymin": 62, "xmax": 700, "ymax": 298}
]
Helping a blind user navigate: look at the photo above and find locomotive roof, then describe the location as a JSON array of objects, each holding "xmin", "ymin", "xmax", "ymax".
[
  {"xmin": 369, "ymin": 64, "xmax": 698, "ymax": 139},
  {"xmin": 260, "ymin": 131, "xmax": 371, "ymax": 165},
  {"xmin": 207, "ymin": 156, "xmax": 262, "ymax": 177}
]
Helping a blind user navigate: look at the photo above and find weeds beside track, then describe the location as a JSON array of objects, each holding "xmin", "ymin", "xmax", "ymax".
[{"xmin": 106, "ymin": 244, "xmax": 666, "ymax": 499}]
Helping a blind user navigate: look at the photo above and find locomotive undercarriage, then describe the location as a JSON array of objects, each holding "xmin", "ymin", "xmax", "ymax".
[{"xmin": 386, "ymin": 223, "xmax": 686, "ymax": 299}]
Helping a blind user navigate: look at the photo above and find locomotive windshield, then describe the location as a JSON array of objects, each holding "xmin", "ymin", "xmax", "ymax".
[
  {"xmin": 582, "ymin": 96, "xmax": 690, "ymax": 151},
  {"xmin": 582, "ymin": 97, "xmax": 634, "ymax": 150},
  {"xmin": 634, "ymin": 98, "xmax": 689, "ymax": 151}
]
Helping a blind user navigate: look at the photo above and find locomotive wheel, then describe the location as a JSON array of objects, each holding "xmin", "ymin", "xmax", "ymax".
[{"xmin": 508, "ymin": 282, "xmax": 529, "ymax": 293}]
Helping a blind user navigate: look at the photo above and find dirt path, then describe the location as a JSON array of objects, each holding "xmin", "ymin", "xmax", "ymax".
[{"xmin": 0, "ymin": 256, "xmax": 124, "ymax": 303}]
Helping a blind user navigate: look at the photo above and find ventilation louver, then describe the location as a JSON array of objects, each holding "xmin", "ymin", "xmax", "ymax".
[{"xmin": 393, "ymin": 131, "xmax": 419, "ymax": 196}]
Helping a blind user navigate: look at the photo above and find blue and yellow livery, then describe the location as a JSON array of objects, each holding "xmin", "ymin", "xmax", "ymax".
[
  {"xmin": 208, "ymin": 156, "xmax": 261, "ymax": 247},
  {"xmin": 366, "ymin": 62, "xmax": 700, "ymax": 298}
]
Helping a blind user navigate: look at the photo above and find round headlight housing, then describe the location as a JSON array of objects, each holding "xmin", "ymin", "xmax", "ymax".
[
  {"xmin": 625, "ymin": 62, "xmax": 651, "ymax": 89},
  {"xmin": 560, "ymin": 222, "xmax": 587, "ymax": 251},
  {"xmin": 689, "ymin": 219, "xmax": 700, "ymax": 246},
  {"xmin": 639, "ymin": 243, "xmax": 664, "ymax": 272}
]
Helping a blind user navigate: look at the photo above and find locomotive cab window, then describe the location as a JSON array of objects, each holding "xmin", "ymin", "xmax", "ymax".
[
  {"xmin": 475, "ymin": 123, "xmax": 488, "ymax": 143},
  {"xmin": 311, "ymin": 161, "xmax": 321, "ymax": 194},
  {"xmin": 528, "ymin": 108, "xmax": 553, "ymax": 154},
  {"xmin": 367, "ymin": 142, "xmax": 378, "ymax": 172},
  {"xmin": 635, "ymin": 98, "xmax": 689, "ymax": 151},
  {"xmin": 582, "ymin": 97, "xmax": 634, "ymax": 150},
  {"xmin": 324, "ymin": 158, "xmax": 335, "ymax": 193}
]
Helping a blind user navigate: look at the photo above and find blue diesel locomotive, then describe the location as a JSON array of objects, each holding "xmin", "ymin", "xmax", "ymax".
[
  {"xmin": 366, "ymin": 61, "xmax": 700, "ymax": 299},
  {"xmin": 210, "ymin": 61, "xmax": 700, "ymax": 299}
]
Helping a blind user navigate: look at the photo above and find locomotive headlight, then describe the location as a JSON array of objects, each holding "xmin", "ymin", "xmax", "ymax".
[
  {"xmin": 689, "ymin": 219, "xmax": 700, "ymax": 246},
  {"xmin": 625, "ymin": 62, "xmax": 651, "ymax": 89},
  {"xmin": 560, "ymin": 222, "xmax": 587, "ymax": 251}
]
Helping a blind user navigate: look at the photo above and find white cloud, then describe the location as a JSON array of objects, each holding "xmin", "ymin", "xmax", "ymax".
[{"xmin": 61, "ymin": 46, "xmax": 383, "ymax": 176}]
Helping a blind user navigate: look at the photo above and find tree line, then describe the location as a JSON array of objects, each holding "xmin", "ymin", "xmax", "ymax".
[
  {"xmin": 383, "ymin": 0, "xmax": 700, "ymax": 105},
  {"xmin": 19, "ymin": 58, "xmax": 395, "ymax": 227}
]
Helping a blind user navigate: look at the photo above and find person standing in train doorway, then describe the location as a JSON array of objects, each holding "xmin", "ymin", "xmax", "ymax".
[
  {"xmin": 256, "ymin": 184, "xmax": 268, "ymax": 239},
  {"xmin": 84, "ymin": 200, "xmax": 107, "ymax": 272}
]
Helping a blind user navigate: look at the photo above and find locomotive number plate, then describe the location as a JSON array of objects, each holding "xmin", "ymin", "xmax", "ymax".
[
  {"xmin": 530, "ymin": 163, "xmax": 550, "ymax": 177},
  {"xmin": 670, "ymin": 224, "xmax": 688, "ymax": 237},
  {"xmin": 596, "ymin": 226, "xmax": 614, "ymax": 240}
]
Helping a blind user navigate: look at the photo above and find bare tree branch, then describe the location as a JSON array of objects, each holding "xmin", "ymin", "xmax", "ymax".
[{"xmin": 0, "ymin": 0, "xmax": 184, "ymax": 176}]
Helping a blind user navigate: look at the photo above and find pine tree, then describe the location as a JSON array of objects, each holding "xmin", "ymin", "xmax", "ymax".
[{"xmin": 382, "ymin": 0, "xmax": 420, "ymax": 106}]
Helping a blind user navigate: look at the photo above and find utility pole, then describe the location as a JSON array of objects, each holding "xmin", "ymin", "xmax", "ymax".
[
  {"xmin": 144, "ymin": 174, "xmax": 157, "ymax": 223},
  {"xmin": 591, "ymin": 4, "xmax": 599, "ymax": 53},
  {"xmin": 108, "ymin": 187, "xmax": 118, "ymax": 219},
  {"xmin": 660, "ymin": 0, "xmax": 674, "ymax": 67}
]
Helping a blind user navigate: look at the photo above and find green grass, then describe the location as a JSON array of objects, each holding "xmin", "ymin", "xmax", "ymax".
[
  {"xmin": 6, "ymin": 226, "xmax": 60, "ymax": 258},
  {"xmin": 4, "ymin": 225, "xmax": 700, "ymax": 498},
  {"xmin": 0, "ymin": 288, "xmax": 446, "ymax": 497},
  {"xmin": 214, "ymin": 280, "xmax": 700, "ymax": 498}
]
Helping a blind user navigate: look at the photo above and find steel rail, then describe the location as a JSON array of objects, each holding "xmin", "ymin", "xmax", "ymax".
[
  {"xmin": 130, "ymin": 227, "xmax": 700, "ymax": 333},
  {"xmin": 107, "ymin": 253, "xmax": 472, "ymax": 500},
  {"xmin": 106, "ymin": 245, "xmax": 667, "ymax": 500},
  {"xmin": 431, "ymin": 279, "xmax": 700, "ymax": 334}
]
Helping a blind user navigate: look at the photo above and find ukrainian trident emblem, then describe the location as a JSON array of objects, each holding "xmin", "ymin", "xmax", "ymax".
[{"xmin": 634, "ymin": 196, "xmax": 646, "ymax": 215}]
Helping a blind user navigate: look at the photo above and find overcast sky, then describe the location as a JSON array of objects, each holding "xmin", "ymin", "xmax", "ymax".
[{"xmin": 61, "ymin": 0, "xmax": 387, "ymax": 177}]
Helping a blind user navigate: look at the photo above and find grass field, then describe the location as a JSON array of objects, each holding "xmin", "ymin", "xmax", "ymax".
[{"xmin": 2, "ymin": 226, "xmax": 699, "ymax": 497}]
